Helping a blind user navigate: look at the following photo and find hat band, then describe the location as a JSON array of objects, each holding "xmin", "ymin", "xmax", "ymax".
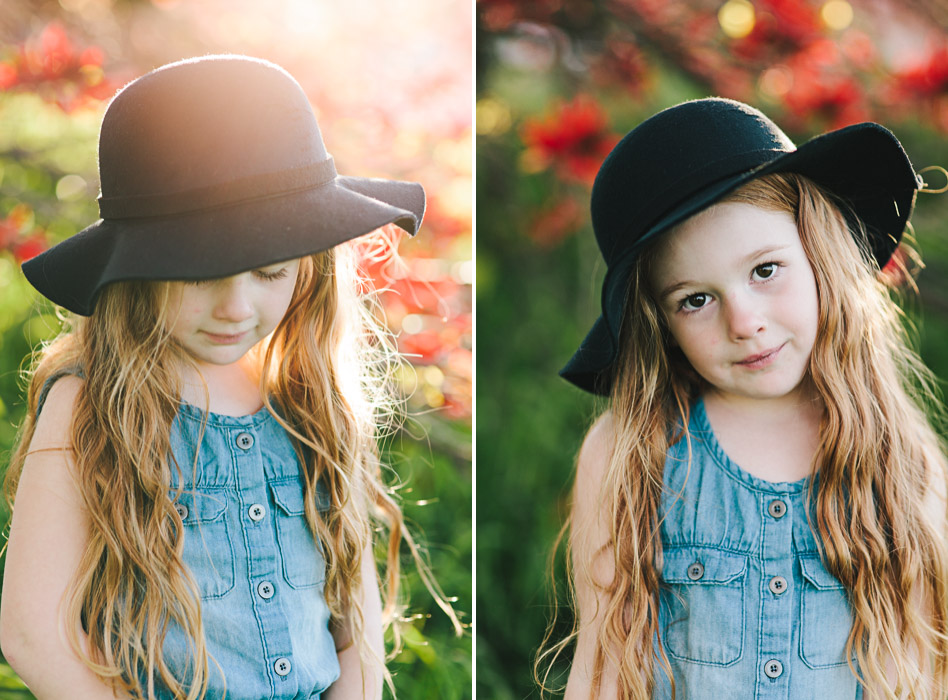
[{"xmin": 97, "ymin": 157, "xmax": 338, "ymax": 220}]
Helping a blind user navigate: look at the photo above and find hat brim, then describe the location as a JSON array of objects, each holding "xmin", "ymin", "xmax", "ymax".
[
  {"xmin": 562, "ymin": 122, "xmax": 919, "ymax": 395},
  {"xmin": 22, "ymin": 175, "xmax": 425, "ymax": 316}
]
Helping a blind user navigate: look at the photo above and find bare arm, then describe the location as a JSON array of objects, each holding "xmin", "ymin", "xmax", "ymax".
[
  {"xmin": 0, "ymin": 377, "xmax": 123, "ymax": 699},
  {"xmin": 565, "ymin": 412, "xmax": 620, "ymax": 700},
  {"xmin": 324, "ymin": 539, "xmax": 385, "ymax": 700}
]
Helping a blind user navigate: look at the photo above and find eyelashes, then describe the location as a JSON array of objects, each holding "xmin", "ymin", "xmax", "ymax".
[
  {"xmin": 255, "ymin": 267, "xmax": 289, "ymax": 282},
  {"xmin": 184, "ymin": 267, "xmax": 290, "ymax": 286}
]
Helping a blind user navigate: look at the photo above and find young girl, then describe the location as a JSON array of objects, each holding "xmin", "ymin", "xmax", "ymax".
[
  {"xmin": 551, "ymin": 98, "xmax": 948, "ymax": 699},
  {"xmin": 0, "ymin": 55, "xmax": 446, "ymax": 699}
]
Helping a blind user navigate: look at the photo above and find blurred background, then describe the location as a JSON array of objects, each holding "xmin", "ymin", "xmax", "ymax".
[
  {"xmin": 476, "ymin": 0, "xmax": 948, "ymax": 698},
  {"xmin": 0, "ymin": 1, "xmax": 471, "ymax": 698}
]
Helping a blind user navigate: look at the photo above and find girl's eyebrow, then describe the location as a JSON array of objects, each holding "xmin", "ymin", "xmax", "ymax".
[{"xmin": 657, "ymin": 244, "xmax": 792, "ymax": 301}]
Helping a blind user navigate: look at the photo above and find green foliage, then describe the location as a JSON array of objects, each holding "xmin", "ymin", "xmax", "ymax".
[{"xmin": 385, "ymin": 418, "xmax": 472, "ymax": 698}]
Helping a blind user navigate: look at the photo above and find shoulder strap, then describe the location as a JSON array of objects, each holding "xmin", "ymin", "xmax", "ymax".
[{"xmin": 35, "ymin": 366, "xmax": 86, "ymax": 418}]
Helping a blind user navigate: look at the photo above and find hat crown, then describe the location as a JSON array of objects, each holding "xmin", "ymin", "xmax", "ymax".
[
  {"xmin": 98, "ymin": 56, "xmax": 328, "ymax": 204},
  {"xmin": 591, "ymin": 98, "xmax": 796, "ymax": 264}
]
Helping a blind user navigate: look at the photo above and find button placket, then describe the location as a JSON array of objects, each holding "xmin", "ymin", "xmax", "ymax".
[{"xmin": 757, "ymin": 491, "xmax": 794, "ymax": 695}]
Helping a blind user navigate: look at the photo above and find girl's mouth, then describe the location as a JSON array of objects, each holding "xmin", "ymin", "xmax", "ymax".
[
  {"xmin": 203, "ymin": 331, "xmax": 249, "ymax": 345},
  {"xmin": 736, "ymin": 343, "xmax": 785, "ymax": 369}
]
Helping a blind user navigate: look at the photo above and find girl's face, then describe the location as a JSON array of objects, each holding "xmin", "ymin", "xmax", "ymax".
[
  {"xmin": 164, "ymin": 259, "xmax": 302, "ymax": 367},
  {"xmin": 650, "ymin": 201, "xmax": 819, "ymax": 408}
]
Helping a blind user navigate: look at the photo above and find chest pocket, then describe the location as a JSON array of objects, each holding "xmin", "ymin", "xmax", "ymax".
[
  {"xmin": 799, "ymin": 555, "xmax": 854, "ymax": 668},
  {"xmin": 660, "ymin": 547, "xmax": 747, "ymax": 667},
  {"xmin": 269, "ymin": 479, "xmax": 327, "ymax": 589},
  {"xmin": 174, "ymin": 490, "xmax": 235, "ymax": 600}
]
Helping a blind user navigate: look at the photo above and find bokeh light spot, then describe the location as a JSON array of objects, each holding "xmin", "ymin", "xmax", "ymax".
[
  {"xmin": 718, "ymin": 0, "xmax": 755, "ymax": 39},
  {"xmin": 476, "ymin": 97, "xmax": 512, "ymax": 136},
  {"xmin": 56, "ymin": 174, "xmax": 87, "ymax": 200},
  {"xmin": 402, "ymin": 314, "xmax": 424, "ymax": 334},
  {"xmin": 759, "ymin": 65, "xmax": 794, "ymax": 97},
  {"xmin": 821, "ymin": 0, "xmax": 853, "ymax": 30}
]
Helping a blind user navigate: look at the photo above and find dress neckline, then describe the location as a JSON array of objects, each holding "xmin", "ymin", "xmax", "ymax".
[
  {"xmin": 177, "ymin": 398, "xmax": 275, "ymax": 427},
  {"xmin": 691, "ymin": 397, "xmax": 810, "ymax": 494}
]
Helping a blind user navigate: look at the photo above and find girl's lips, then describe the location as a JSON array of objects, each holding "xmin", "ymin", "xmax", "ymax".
[
  {"xmin": 203, "ymin": 330, "xmax": 249, "ymax": 345},
  {"xmin": 736, "ymin": 343, "xmax": 785, "ymax": 368}
]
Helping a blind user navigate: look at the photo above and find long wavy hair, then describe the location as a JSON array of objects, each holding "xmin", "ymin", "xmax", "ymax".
[
  {"xmin": 540, "ymin": 173, "xmax": 948, "ymax": 699},
  {"xmin": 5, "ymin": 242, "xmax": 452, "ymax": 699}
]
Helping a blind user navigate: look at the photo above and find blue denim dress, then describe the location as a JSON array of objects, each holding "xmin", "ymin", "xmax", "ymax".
[
  {"xmin": 652, "ymin": 399, "xmax": 861, "ymax": 699},
  {"xmin": 37, "ymin": 374, "xmax": 341, "ymax": 699}
]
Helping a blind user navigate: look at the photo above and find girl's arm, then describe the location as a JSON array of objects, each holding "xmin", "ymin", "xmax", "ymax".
[
  {"xmin": 324, "ymin": 538, "xmax": 384, "ymax": 700},
  {"xmin": 565, "ymin": 412, "xmax": 620, "ymax": 700},
  {"xmin": 0, "ymin": 376, "xmax": 124, "ymax": 699}
]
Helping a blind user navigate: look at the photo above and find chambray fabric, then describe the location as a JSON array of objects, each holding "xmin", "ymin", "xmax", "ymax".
[
  {"xmin": 37, "ymin": 373, "xmax": 340, "ymax": 699},
  {"xmin": 651, "ymin": 399, "xmax": 861, "ymax": 700}
]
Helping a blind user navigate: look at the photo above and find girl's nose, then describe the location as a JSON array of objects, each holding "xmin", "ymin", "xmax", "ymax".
[
  {"xmin": 213, "ymin": 276, "xmax": 255, "ymax": 323},
  {"xmin": 724, "ymin": 293, "xmax": 766, "ymax": 340}
]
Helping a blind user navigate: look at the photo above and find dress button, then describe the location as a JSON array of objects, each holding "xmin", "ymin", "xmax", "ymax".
[
  {"xmin": 257, "ymin": 581, "xmax": 275, "ymax": 600},
  {"xmin": 235, "ymin": 432, "xmax": 254, "ymax": 450},
  {"xmin": 174, "ymin": 503, "xmax": 189, "ymax": 520},
  {"xmin": 769, "ymin": 576, "xmax": 788, "ymax": 595},
  {"xmin": 764, "ymin": 659, "xmax": 783, "ymax": 678},
  {"xmin": 687, "ymin": 562, "xmax": 704, "ymax": 581},
  {"xmin": 248, "ymin": 503, "xmax": 266, "ymax": 521},
  {"xmin": 768, "ymin": 499, "xmax": 787, "ymax": 519},
  {"xmin": 273, "ymin": 657, "xmax": 292, "ymax": 676}
]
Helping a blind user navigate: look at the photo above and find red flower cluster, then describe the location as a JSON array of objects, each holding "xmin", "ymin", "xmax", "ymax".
[
  {"xmin": 778, "ymin": 40, "xmax": 869, "ymax": 128},
  {"xmin": 478, "ymin": 0, "xmax": 563, "ymax": 32},
  {"xmin": 893, "ymin": 45, "xmax": 948, "ymax": 99},
  {"xmin": 521, "ymin": 95, "xmax": 619, "ymax": 185},
  {"xmin": 356, "ymin": 228, "xmax": 472, "ymax": 417},
  {"xmin": 0, "ymin": 205, "xmax": 48, "ymax": 263},
  {"xmin": 0, "ymin": 22, "xmax": 113, "ymax": 111},
  {"xmin": 732, "ymin": 0, "xmax": 822, "ymax": 61}
]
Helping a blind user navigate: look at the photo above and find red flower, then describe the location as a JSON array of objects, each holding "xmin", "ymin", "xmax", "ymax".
[
  {"xmin": 398, "ymin": 329, "xmax": 445, "ymax": 363},
  {"xmin": 521, "ymin": 95, "xmax": 619, "ymax": 185},
  {"xmin": 527, "ymin": 197, "xmax": 584, "ymax": 248},
  {"xmin": 779, "ymin": 40, "xmax": 869, "ymax": 128},
  {"xmin": 895, "ymin": 45, "xmax": 948, "ymax": 98},
  {"xmin": 12, "ymin": 233, "xmax": 47, "ymax": 263},
  {"xmin": 2, "ymin": 22, "xmax": 113, "ymax": 111}
]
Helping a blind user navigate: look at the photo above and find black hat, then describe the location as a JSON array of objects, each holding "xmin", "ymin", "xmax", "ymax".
[
  {"xmin": 21, "ymin": 55, "xmax": 426, "ymax": 316},
  {"xmin": 561, "ymin": 97, "xmax": 921, "ymax": 395}
]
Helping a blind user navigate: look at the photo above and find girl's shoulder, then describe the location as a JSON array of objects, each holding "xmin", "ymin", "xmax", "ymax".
[
  {"xmin": 573, "ymin": 411, "xmax": 617, "ymax": 518},
  {"xmin": 576, "ymin": 410, "xmax": 616, "ymax": 480}
]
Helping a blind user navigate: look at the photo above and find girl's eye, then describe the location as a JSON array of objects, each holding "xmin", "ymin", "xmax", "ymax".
[
  {"xmin": 255, "ymin": 267, "xmax": 289, "ymax": 282},
  {"xmin": 753, "ymin": 262, "xmax": 778, "ymax": 280},
  {"xmin": 680, "ymin": 293, "xmax": 710, "ymax": 311},
  {"xmin": 185, "ymin": 279, "xmax": 214, "ymax": 287}
]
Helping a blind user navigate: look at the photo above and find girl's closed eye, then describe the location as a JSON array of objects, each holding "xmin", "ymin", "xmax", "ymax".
[
  {"xmin": 184, "ymin": 267, "xmax": 289, "ymax": 287},
  {"xmin": 254, "ymin": 266, "xmax": 290, "ymax": 282}
]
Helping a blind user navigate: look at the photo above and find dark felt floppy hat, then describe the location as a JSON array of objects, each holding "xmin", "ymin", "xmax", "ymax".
[
  {"xmin": 21, "ymin": 54, "xmax": 426, "ymax": 316},
  {"xmin": 560, "ymin": 97, "xmax": 922, "ymax": 396}
]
